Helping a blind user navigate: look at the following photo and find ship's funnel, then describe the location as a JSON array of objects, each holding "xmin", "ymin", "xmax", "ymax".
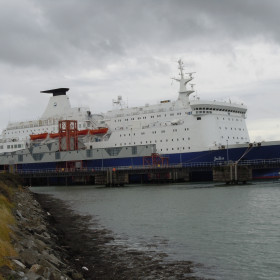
[
  {"xmin": 41, "ymin": 88, "xmax": 69, "ymax": 97},
  {"xmin": 41, "ymin": 88, "xmax": 72, "ymax": 118}
]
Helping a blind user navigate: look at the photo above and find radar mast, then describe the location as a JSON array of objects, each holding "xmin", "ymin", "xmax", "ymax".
[
  {"xmin": 172, "ymin": 59, "xmax": 195, "ymax": 95},
  {"xmin": 172, "ymin": 60, "xmax": 195, "ymax": 105}
]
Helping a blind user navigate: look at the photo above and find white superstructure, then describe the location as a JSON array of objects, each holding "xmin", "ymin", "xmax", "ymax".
[
  {"xmin": 0, "ymin": 60, "xmax": 250, "ymax": 155},
  {"xmin": 0, "ymin": 88, "xmax": 103, "ymax": 153},
  {"xmin": 86, "ymin": 60, "xmax": 249, "ymax": 153}
]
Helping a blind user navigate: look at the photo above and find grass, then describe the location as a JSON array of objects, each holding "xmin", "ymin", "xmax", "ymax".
[{"xmin": 0, "ymin": 174, "xmax": 21, "ymax": 276}]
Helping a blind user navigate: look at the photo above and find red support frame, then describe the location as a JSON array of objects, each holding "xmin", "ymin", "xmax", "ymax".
[
  {"xmin": 58, "ymin": 120, "xmax": 78, "ymax": 151},
  {"xmin": 143, "ymin": 153, "xmax": 169, "ymax": 167}
]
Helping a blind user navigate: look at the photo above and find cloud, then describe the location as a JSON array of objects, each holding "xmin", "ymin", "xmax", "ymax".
[
  {"xmin": 0, "ymin": 0, "xmax": 280, "ymax": 141},
  {"xmin": 1, "ymin": 0, "xmax": 278, "ymax": 70}
]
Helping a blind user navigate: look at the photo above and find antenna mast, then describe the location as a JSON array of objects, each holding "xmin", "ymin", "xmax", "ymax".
[{"xmin": 171, "ymin": 59, "xmax": 195, "ymax": 95}]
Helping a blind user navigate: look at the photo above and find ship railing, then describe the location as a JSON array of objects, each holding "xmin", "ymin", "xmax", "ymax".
[
  {"xmin": 14, "ymin": 158, "xmax": 280, "ymax": 175},
  {"xmin": 237, "ymin": 158, "xmax": 280, "ymax": 165}
]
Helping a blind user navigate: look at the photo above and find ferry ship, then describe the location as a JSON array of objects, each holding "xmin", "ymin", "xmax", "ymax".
[{"xmin": 0, "ymin": 60, "xmax": 280, "ymax": 179}]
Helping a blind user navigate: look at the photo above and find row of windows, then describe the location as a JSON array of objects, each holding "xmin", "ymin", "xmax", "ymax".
[
  {"xmin": 0, "ymin": 144, "xmax": 23, "ymax": 149},
  {"xmin": 119, "ymin": 128, "xmax": 190, "ymax": 137},
  {"xmin": 115, "ymin": 137, "xmax": 190, "ymax": 146},
  {"xmin": 196, "ymin": 111, "xmax": 212, "ymax": 114},
  {"xmin": 221, "ymin": 136, "xmax": 246, "ymax": 140},
  {"xmin": 5, "ymin": 123, "xmax": 89, "ymax": 135},
  {"xmin": 113, "ymin": 141, "xmax": 191, "ymax": 151},
  {"xmin": 194, "ymin": 107, "xmax": 245, "ymax": 114},
  {"xmin": 219, "ymin": 127, "xmax": 245, "ymax": 131},
  {"xmin": 217, "ymin": 117, "xmax": 243, "ymax": 121},
  {"xmin": 114, "ymin": 112, "xmax": 189, "ymax": 122},
  {"xmin": 158, "ymin": 147, "xmax": 190, "ymax": 152}
]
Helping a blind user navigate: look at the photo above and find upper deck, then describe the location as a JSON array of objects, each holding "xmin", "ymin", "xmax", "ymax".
[{"xmin": 190, "ymin": 99, "xmax": 247, "ymax": 116}]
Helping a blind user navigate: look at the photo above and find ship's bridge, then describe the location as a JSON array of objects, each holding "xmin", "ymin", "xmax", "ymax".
[{"xmin": 190, "ymin": 100, "xmax": 247, "ymax": 115}]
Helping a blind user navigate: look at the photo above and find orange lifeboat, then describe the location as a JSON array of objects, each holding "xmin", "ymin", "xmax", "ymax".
[
  {"xmin": 50, "ymin": 130, "xmax": 89, "ymax": 138},
  {"xmin": 49, "ymin": 132, "xmax": 66, "ymax": 138},
  {"xmin": 77, "ymin": 129, "xmax": 89, "ymax": 136},
  {"xmin": 89, "ymin": 127, "xmax": 108, "ymax": 135},
  {"xmin": 30, "ymin": 133, "xmax": 48, "ymax": 141}
]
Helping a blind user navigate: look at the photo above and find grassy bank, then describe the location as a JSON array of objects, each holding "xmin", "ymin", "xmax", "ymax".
[{"xmin": 0, "ymin": 174, "xmax": 22, "ymax": 279}]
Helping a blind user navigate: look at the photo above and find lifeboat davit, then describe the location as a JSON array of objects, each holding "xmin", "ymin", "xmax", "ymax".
[
  {"xmin": 89, "ymin": 127, "xmax": 108, "ymax": 135},
  {"xmin": 30, "ymin": 133, "xmax": 48, "ymax": 141}
]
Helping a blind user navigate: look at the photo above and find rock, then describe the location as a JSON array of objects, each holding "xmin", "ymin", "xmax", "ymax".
[
  {"xmin": 29, "ymin": 263, "xmax": 54, "ymax": 279},
  {"xmin": 34, "ymin": 239, "xmax": 48, "ymax": 252},
  {"xmin": 16, "ymin": 209, "xmax": 25, "ymax": 220},
  {"xmin": 42, "ymin": 266, "xmax": 51, "ymax": 279},
  {"xmin": 50, "ymin": 270, "xmax": 65, "ymax": 280},
  {"xmin": 34, "ymin": 224, "xmax": 47, "ymax": 235},
  {"xmin": 21, "ymin": 248, "xmax": 39, "ymax": 267},
  {"xmin": 34, "ymin": 232, "xmax": 51, "ymax": 244},
  {"xmin": 25, "ymin": 271, "xmax": 43, "ymax": 280},
  {"xmin": 71, "ymin": 271, "xmax": 84, "ymax": 279},
  {"xmin": 20, "ymin": 237, "xmax": 35, "ymax": 249},
  {"xmin": 39, "ymin": 259, "xmax": 59, "ymax": 273},
  {"xmin": 17, "ymin": 271, "xmax": 25, "ymax": 277},
  {"xmin": 47, "ymin": 253, "xmax": 64, "ymax": 267},
  {"xmin": 29, "ymin": 264, "xmax": 42, "ymax": 273},
  {"xmin": 12, "ymin": 259, "xmax": 26, "ymax": 269}
]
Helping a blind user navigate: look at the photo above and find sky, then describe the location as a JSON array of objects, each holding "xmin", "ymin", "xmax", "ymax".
[{"xmin": 1, "ymin": 0, "xmax": 280, "ymax": 141}]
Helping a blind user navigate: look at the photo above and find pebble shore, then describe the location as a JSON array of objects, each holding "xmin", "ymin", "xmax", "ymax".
[{"xmin": 1, "ymin": 188, "xmax": 209, "ymax": 280}]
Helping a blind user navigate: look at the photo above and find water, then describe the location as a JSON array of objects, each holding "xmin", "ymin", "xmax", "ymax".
[{"xmin": 32, "ymin": 182, "xmax": 280, "ymax": 280}]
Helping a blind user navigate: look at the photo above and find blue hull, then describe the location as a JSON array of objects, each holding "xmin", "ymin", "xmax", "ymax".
[{"xmin": 14, "ymin": 143, "xmax": 280, "ymax": 180}]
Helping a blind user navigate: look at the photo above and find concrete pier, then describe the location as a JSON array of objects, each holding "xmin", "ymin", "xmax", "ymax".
[
  {"xmin": 14, "ymin": 158, "xmax": 280, "ymax": 186},
  {"xmin": 213, "ymin": 165, "xmax": 252, "ymax": 184}
]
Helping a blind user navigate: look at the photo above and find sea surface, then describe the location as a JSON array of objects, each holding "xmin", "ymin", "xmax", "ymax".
[{"xmin": 31, "ymin": 181, "xmax": 280, "ymax": 280}]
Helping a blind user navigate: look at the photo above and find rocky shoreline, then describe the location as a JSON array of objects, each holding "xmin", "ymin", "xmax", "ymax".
[
  {"xmin": 1, "ymin": 189, "xmax": 83, "ymax": 280},
  {"xmin": 2, "ymin": 188, "xmax": 209, "ymax": 280}
]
